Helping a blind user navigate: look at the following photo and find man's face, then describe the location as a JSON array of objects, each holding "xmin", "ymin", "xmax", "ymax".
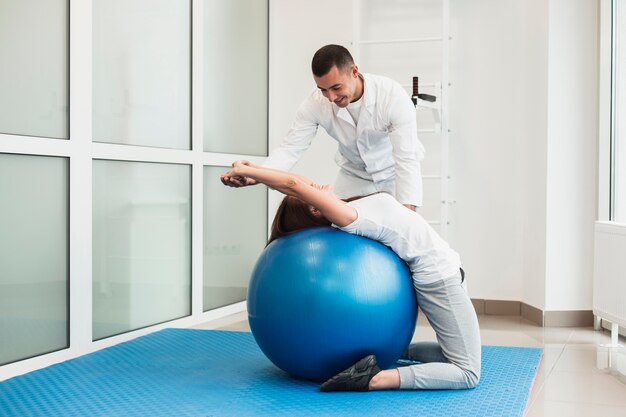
[{"xmin": 314, "ymin": 64, "xmax": 361, "ymax": 108}]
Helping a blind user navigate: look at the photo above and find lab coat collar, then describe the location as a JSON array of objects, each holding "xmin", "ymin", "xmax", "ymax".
[{"xmin": 334, "ymin": 73, "xmax": 372, "ymax": 127}]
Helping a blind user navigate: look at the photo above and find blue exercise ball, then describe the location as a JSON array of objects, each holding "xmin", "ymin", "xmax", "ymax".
[{"xmin": 247, "ymin": 227, "xmax": 417, "ymax": 382}]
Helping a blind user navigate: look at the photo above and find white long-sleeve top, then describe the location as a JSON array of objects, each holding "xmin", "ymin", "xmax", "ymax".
[
  {"xmin": 335, "ymin": 192, "xmax": 461, "ymax": 285},
  {"xmin": 264, "ymin": 73, "xmax": 425, "ymax": 206}
]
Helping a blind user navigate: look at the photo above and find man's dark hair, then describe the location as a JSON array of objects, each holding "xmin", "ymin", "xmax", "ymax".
[{"xmin": 311, "ymin": 45, "xmax": 355, "ymax": 77}]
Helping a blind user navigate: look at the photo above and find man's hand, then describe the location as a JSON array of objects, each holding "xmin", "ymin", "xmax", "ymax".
[
  {"xmin": 220, "ymin": 174, "xmax": 257, "ymax": 188},
  {"xmin": 403, "ymin": 204, "xmax": 417, "ymax": 212},
  {"xmin": 220, "ymin": 160, "xmax": 258, "ymax": 187}
]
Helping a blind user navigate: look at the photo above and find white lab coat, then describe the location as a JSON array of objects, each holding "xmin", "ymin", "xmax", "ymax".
[{"xmin": 264, "ymin": 73, "xmax": 425, "ymax": 206}]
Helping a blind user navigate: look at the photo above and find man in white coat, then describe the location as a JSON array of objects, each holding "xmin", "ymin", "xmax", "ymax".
[{"xmin": 224, "ymin": 44, "xmax": 425, "ymax": 211}]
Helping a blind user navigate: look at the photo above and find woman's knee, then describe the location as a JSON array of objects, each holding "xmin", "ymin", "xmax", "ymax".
[{"xmin": 463, "ymin": 367, "xmax": 481, "ymax": 389}]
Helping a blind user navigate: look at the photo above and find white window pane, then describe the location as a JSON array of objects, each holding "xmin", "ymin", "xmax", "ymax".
[
  {"xmin": 0, "ymin": 0, "xmax": 68, "ymax": 139},
  {"xmin": 93, "ymin": 160, "xmax": 191, "ymax": 340},
  {"xmin": 614, "ymin": 1, "xmax": 626, "ymax": 222},
  {"xmin": 0, "ymin": 154, "xmax": 68, "ymax": 365},
  {"xmin": 203, "ymin": 0, "xmax": 268, "ymax": 155},
  {"xmin": 93, "ymin": 0, "xmax": 190, "ymax": 149},
  {"xmin": 203, "ymin": 166, "xmax": 267, "ymax": 311}
]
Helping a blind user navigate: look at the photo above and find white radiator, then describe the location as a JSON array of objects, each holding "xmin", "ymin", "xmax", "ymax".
[{"xmin": 593, "ymin": 221, "xmax": 626, "ymax": 330}]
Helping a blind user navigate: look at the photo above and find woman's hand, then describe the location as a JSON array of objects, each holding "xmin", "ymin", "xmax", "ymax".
[
  {"xmin": 231, "ymin": 159, "xmax": 249, "ymax": 171},
  {"xmin": 220, "ymin": 160, "xmax": 258, "ymax": 187}
]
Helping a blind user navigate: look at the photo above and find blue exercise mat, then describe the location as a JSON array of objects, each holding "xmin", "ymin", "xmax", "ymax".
[{"xmin": 0, "ymin": 329, "xmax": 542, "ymax": 417}]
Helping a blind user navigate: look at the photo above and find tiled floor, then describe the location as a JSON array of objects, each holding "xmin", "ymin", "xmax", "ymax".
[{"xmin": 194, "ymin": 312, "xmax": 626, "ymax": 416}]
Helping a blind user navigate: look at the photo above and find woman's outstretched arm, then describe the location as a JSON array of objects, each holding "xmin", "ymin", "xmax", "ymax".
[{"xmin": 221, "ymin": 161, "xmax": 357, "ymax": 227}]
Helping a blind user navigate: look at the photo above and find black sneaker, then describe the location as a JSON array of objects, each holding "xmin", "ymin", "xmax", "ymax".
[{"xmin": 319, "ymin": 355, "xmax": 381, "ymax": 392}]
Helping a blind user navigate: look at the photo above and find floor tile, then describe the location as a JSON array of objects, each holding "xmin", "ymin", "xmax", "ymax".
[
  {"xmin": 192, "ymin": 311, "xmax": 248, "ymax": 331},
  {"xmin": 539, "ymin": 370, "xmax": 626, "ymax": 406},
  {"xmin": 566, "ymin": 326, "xmax": 615, "ymax": 350},
  {"xmin": 526, "ymin": 396, "xmax": 626, "ymax": 417}
]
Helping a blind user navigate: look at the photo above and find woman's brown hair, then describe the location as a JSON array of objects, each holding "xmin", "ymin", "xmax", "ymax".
[
  {"xmin": 267, "ymin": 193, "xmax": 380, "ymax": 245},
  {"xmin": 268, "ymin": 196, "xmax": 331, "ymax": 244}
]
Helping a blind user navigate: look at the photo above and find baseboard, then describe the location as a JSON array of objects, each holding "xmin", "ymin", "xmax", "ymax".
[
  {"xmin": 470, "ymin": 298, "xmax": 593, "ymax": 328},
  {"xmin": 521, "ymin": 303, "xmax": 543, "ymax": 326},
  {"xmin": 543, "ymin": 309, "xmax": 594, "ymax": 327},
  {"xmin": 470, "ymin": 299, "xmax": 520, "ymax": 316}
]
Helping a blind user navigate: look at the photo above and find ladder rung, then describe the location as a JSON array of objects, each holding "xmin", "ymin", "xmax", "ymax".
[{"xmin": 358, "ymin": 37, "xmax": 443, "ymax": 45}]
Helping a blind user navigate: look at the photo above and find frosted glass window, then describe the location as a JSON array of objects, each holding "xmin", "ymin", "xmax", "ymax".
[
  {"xmin": 93, "ymin": 160, "xmax": 191, "ymax": 340},
  {"xmin": 93, "ymin": 0, "xmax": 191, "ymax": 149},
  {"xmin": 204, "ymin": 0, "xmax": 268, "ymax": 155},
  {"xmin": 0, "ymin": 154, "xmax": 68, "ymax": 365},
  {"xmin": 0, "ymin": 0, "xmax": 68, "ymax": 139},
  {"xmin": 203, "ymin": 166, "xmax": 267, "ymax": 311}
]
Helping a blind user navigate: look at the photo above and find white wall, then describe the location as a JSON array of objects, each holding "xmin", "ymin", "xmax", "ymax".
[
  {"xmin": 269, "ymin": 0, "xmax": 599, "ymax": 312},
  {"xmin": 450, "ymin": 0, "xmax": 549, "ymax": 304},
  {"xmin": 521, "ymin": 1, "xmax": 550, "ymax": 311},
  {"xmin": 545, "ymin": 0, "xmax": 598, "ymax": 311},
  {"xmin": 268, "ymin": 0, "xmax": 349, "ymax": 213},
  {"xmin": 451, "ymin": 0, "xmax": 597, "ymax": 310}
]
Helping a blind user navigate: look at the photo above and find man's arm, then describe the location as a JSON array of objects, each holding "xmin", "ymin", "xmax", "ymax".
[
  {"xmin": 222, "ymin": 95, "xmax": 320, "ymax": 188},
  {"xmin": 263, "ymin": 94, "xmax": 321, "ymax": 170}
]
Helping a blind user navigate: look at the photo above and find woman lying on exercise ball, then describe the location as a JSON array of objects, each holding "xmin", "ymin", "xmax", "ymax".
[{"xmin": 220, "ymin": 160, "xmax": 481, "ymax": 392}]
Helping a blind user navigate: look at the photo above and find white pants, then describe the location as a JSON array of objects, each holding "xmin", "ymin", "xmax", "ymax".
[{"xmin": 333, "ymin": 170, "xmax": 395, "ymax": 199}]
